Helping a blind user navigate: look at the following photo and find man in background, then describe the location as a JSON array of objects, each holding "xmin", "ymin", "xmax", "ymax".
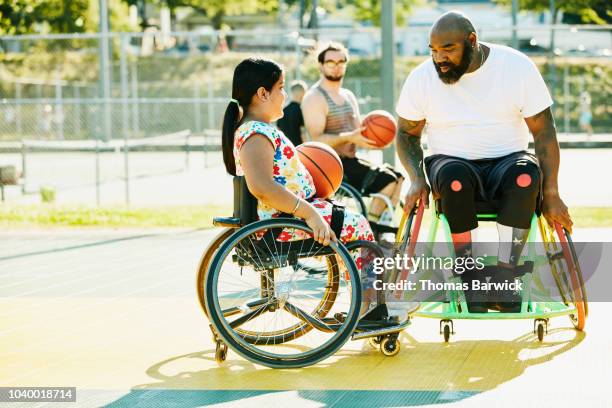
[
  {"xmin": 277, "ymin": 80, "xmax": 308, "ymax": 146},
  {"xmin": 302, "ymin": 42, "xmax": 404, "ymax": 229}
]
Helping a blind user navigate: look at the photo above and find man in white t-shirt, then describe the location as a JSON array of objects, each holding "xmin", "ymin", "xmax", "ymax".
[{"xmin": 395, "ymin": 11, "xmax": 573, "ymax": 313}]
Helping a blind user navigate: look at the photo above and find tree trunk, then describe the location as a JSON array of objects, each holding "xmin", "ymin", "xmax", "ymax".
[
  {"xmin": 212, "ymin": 11, "xmax": 224, "ymax": 30},
  {"xmin": 170, "ymin": 7, "xmax": 176, "ymax": 31}
]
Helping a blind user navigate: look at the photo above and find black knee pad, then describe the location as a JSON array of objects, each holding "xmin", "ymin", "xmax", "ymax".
[
  {"xmin": 497, "ymin": 163, "xmax": 541, "ymax": 228},
  {"xmin": 437, "ymin": 162, "xmax": 478, "ymax": 233},
  {"xmin": 437, "ymin": 162, "xmax": 477, "ymax": 196}
]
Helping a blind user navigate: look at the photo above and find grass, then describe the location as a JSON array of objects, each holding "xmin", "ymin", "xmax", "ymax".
[
  {"xmin": 0, "ymin": 204, "xmax": 232, "ymax": 229},
  {"xmin": 0, "ymin": 204, "xmax": 610, "ymax": 229}
]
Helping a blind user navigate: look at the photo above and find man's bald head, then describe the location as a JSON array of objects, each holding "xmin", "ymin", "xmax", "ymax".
[
  {"xmin": 431, "ymin": 11, "xmax": 476, "ymax": 37},
  {"xmin": 429, "ymin": 11, "xmax": 480, "ymax": 84}
]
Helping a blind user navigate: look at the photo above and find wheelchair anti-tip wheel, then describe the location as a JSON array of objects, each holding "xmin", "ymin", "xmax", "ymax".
[
  {"xmin": 205, "ymin": 218, "xmax": 362, "ymax": 368},
  {"xmin": 215, "ymin": 341, "xmax": 228, "ymax": 364}
]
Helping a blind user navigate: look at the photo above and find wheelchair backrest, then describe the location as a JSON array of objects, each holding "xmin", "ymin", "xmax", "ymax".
[{"xmin": 233, "ymin": 176, "xmax": 258, "ymax": 225}]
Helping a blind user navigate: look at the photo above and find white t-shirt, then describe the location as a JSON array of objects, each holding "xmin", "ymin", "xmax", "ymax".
[{"xmin": 396, "ymin": 42, "xmax": 553, "ymax": 160}]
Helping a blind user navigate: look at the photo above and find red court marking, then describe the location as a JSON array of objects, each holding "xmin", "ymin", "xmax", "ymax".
[
  {"xmin": 451, "ymin": 180, "xmax": 462, "ymax": 192},
  {"xmin": 516, "ymin": 173, "xmax": 532, "ymax": 187}
]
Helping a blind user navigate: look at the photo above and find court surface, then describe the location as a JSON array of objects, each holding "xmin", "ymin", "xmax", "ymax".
[{"xmin": 1, "ymin": 227, "xmax": 611, "ymax": 407}]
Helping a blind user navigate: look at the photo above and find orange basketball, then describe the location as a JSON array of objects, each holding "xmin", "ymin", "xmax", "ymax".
[
  {"xmin": 297, "ymin": 142, "xmax": 343, "ymax": 199},
  {"xmin": 362, "ymin": 110, "xmax": 397, "ymax": 148}
]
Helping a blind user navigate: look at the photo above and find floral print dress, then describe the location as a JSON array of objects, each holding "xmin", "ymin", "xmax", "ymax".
[{"xmin": 234, "ymin": 120, "xmax": 374, "ymax": 243}]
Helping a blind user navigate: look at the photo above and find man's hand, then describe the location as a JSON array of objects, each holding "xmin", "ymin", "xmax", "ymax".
[
  {"xmin": 341, "ymin": 127, "xmax": 375, "ymax": 148},
  {"xmin": 541, "ymin": 191, "xmax": 573, "ymax": 233},
  {"xmin": 404, "ymin": 178, "xmax": 430, "ymax": 213}
]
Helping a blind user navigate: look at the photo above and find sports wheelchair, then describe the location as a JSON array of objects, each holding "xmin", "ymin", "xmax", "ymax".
[
  {"xmin": 196, "ymin": 177, "xmax": 412, "ymax": 368},
  {"xmin": 397, "ymin": 196, "xmax": 588, "ymax": 343}
]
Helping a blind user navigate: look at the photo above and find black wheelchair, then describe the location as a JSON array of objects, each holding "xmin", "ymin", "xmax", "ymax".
[{"xmin": 196, "ymin": 177, "xmax": 412, "ymax": 368}]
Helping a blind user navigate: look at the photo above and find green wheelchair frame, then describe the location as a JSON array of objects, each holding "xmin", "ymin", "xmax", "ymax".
[{"xmin": 396, "ymin": 200, "xmax": 588, "ymax": 343}]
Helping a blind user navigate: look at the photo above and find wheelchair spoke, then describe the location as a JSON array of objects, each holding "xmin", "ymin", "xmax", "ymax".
[
  {"xmin": 221, "ymin": 298, "xmax": 269, "ymax": 317},
  {"xmin": 283, "ymin": 301, "xmax": 336, "ymax": 332},
  {"xmin": 228, "ymin": 303, "xmax": 270, "ymax": 329}
]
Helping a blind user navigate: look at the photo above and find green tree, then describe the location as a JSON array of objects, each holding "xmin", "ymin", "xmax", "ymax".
[
  {"xmin": 494, "ymin": 0, "xmax": 609, "ymax": 25},
  {"xmin": 345, "ymin": 0, "xmax": 417, "ymax": 26},
  {"xmin": 38, "ymin": 0, "xmax": 90, "ymax": 33},
  {"xmin": 0, "ymin": 0, "xmax": 135, "ymax": 35},
  {"xmin": 155, "ymin": 0, "xmax": 277, "ymax": 29},
  {"xmin": 0, "ymin": 0, "xmax": 46, "ymax": 34}
]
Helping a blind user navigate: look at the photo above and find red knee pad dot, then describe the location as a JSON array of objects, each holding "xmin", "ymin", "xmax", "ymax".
[
  {"xmin": 516, "ymin": 173, "xmax": 532, "ymax": 187},
  {"xmin": 450, "ymin": 180, "xmax": 462, "ymax": 192}
]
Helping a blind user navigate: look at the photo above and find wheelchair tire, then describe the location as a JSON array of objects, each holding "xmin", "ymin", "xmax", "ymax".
[
  {"xmin": 566, "ymin": 232, "xmax": 588, "ymax": 318},
  {"xmin": 541, "ymin": 218, "xmax": 587, "ymax": 331},
  {"xmin": 554, "ymin": 223, "xmax": 587, "ymax": 330},
  {"xmin": 205, "ymin": 218, "xmax": 362, "ymax": 368},
  {"xmin": 196, "ymin": 227, "xmax": 237, "ymax": 318}
]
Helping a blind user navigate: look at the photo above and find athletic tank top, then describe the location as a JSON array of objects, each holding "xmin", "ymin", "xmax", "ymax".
[{"xmin": 314, "ymin": 83, "xmax": 357, "ymax": 158}]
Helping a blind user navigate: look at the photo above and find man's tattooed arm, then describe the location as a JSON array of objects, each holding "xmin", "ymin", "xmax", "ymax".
[
  {"xmin": 525, "ymin": 107, "xmax": 573, "ymax": 231},
  {"xmin": 525, "ymin": 107, "xmax": 559, "ymax": 195},
  {"xmin": 396, "ymin": 117, "xmax": 427, "ymax": 182}
]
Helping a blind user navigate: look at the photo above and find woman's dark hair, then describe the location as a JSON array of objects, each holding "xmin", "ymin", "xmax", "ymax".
[{"xmin": 222, "ymin": 57, "xmax": 283, "ymax": 176}]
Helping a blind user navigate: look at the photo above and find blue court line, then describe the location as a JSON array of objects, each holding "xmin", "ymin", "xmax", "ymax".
[{"xmin": 104, "ymin": 389, "xmax": 479, "ymax": 407}]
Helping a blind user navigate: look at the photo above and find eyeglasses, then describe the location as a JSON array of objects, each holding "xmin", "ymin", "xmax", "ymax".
[{"xmin": 323, "ymin": 59, "xmax": 347, "ymax": 69}]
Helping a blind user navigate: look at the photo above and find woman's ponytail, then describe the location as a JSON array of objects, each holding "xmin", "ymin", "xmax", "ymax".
[
  {"xmin": 220, "ymin": 58, "xmax": 283, "ymax": 176},
  {"xmin": 221, "ymin": 100, "xmax": 241, "ymax": 176}
]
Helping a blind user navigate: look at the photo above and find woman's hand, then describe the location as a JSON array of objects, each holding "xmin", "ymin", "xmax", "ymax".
[{"xmin": 303, "ymin": 205, "xmax": 337, "ymax": 246}]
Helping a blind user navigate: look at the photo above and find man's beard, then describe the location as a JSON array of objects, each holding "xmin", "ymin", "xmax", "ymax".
[
  {"xmin": 434, "ymin": 40, "xmax": 474, "ymax": 84},
  {"xmin": 324, "ymin": 73, "xmax": 343, "ymax": 82}
]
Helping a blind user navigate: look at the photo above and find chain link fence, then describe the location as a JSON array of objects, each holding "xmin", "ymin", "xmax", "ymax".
[{"xmin": 0, "ymin": 27, "xmax": 610, "ymax": 205}]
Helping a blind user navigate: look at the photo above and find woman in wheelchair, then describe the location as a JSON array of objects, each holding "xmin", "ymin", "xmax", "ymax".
[
  {"xmin": 201, "ymin": 57, "xmax": 411, "ymax": 367},
  {"xmin": 221, "ymin": 57, "xmax": 374, "ymax": 245}
]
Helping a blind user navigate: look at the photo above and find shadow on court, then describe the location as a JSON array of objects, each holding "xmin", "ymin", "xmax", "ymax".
[{"xmin": 104, "ymin": 328, "xmax": 585, "ymax": 407}]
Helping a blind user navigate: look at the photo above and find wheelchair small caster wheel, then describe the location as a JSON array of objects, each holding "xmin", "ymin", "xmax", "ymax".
[
  {"xmin": 534, "ymin": 318, "xmax": 548, "ymax": 342},
  {"xmin": 380, "ymin": 336, "xmax": 400, "ymax": 357},
  {"xmin": 443, "ymin": 324, "xmax": 451, "ymax": 343},
  {"xmin": 215, "ymin": 341, "xmax": 228, "ymax": 364},
  {"xmin": 440, "ymin": 319, "xmax": 454, "ymax": 343},
  {"xmin": 368, "ymin": 336, "xmax": 382, "ymax": 349}
]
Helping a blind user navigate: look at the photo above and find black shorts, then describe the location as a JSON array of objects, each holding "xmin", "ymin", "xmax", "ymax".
[
  {"xmin": 342, "ymin": 156, "xmax": 404, "ymax": 195},
  {"xmin": 424, "ymin": 151, "xmax": 542, "ymax": 212}
]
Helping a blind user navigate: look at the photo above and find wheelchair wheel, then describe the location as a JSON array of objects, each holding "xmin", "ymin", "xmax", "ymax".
[
  {"xmin": 334, "ymin": 182, "xmax": 368, "ymax": 217},
  {"xmin": 539, "ymin": 218, "xmax": 587, "ymax": 331},
  {"xmin": 205, "ymin": 218, "xmax": 361, "ymax": 368},
  {"xmin": 196, "ymin": 227, "xmax": 237, "ymax": 318},
  {"xmin": 566, "ymin": 232, "xmax": 588, "ymax": 318}
]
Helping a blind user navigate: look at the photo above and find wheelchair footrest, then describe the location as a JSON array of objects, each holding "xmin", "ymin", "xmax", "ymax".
[{"xmin": 352, "ymin": 319, "xmax": 411, "ymax": 340}]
